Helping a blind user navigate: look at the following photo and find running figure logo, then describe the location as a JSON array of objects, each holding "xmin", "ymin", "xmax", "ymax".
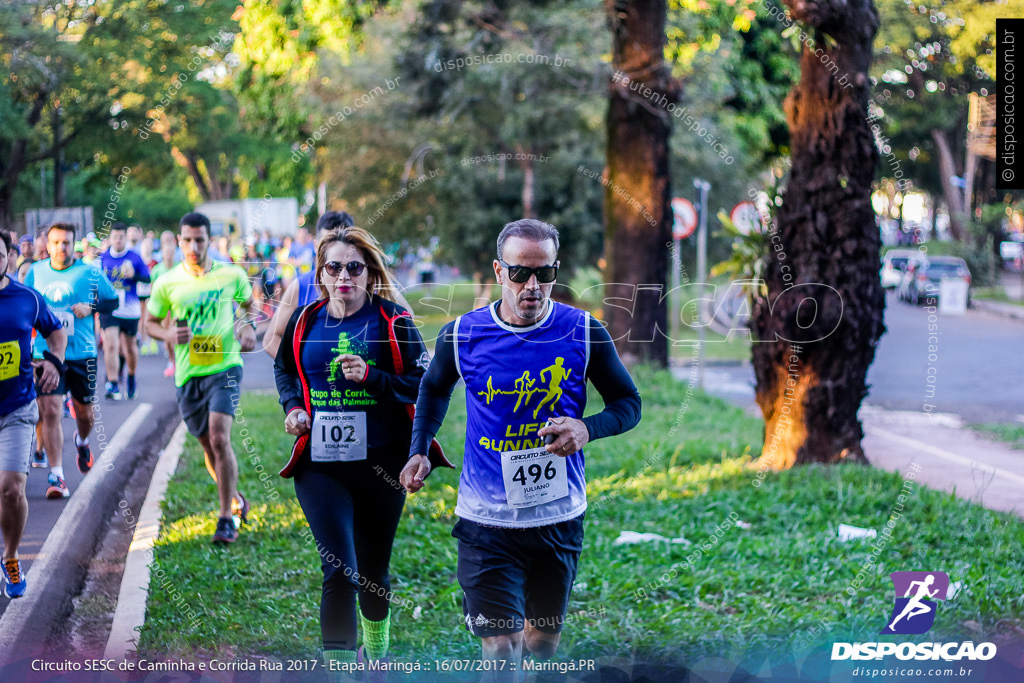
[
  {"xmin": 477, "ymin": 356, "xmax": 572, "ymax": 418},
  {"xmin": 882, "ymin": 571, "xmax": 950, "ymax": 635}
]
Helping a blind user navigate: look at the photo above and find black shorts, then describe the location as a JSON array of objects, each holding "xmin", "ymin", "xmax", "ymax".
[
  {"xmin": 36, "ymin": 357, "xmax": 98, "ymax": 404},
  {"xmin": 99, "ymin": 315, "xmax": 139, "ymax": 337},
  {"xmin": 175, "ymin": 365, "xmax": 242, "ymax": 438},
  {"xmin": 453, "ymin": 515, "xmax": 584, "ymax": 638}
]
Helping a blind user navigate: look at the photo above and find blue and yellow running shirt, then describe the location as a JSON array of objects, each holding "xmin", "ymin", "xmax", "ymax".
[
  {"xmin": 100, "ymin": 248, "xmax": 151, "ymax": 319},
  {"xmin": 449, "ymin": 302, "xmax": 591, "ymax": 527},
  {"xmin": 0, "ymin": 279, "xmax": 63, "ymax": 416},
  {"xmin": 25, "ymin": 259, "xmax": 119, "ymax": 361}
]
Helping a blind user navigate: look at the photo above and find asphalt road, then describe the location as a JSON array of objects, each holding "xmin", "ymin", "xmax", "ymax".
[
  {"xmin": 0, "ymin": 342, "xmax": 277, "ymax": 625},
  {"xmin": 866, "ymin": 290, "xmax": 1024, "ymax": 422},
  {"xmin": 678, "ymin": 290, "xmax": 1024, "ymax": 424}
]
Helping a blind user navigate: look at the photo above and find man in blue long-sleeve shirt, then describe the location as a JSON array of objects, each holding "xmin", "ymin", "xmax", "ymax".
[{"xmin": 400, "ymin": 219, "xmax": 641, "ymax": 680}]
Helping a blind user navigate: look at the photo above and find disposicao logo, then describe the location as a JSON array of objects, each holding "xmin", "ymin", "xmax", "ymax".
[
  {"xmin": 882, "ymin": 571, "xmax": 948, "ymax": 635},
  {"xmin": 831, "ymin": 571, "xmax": 997, "ymax": 662}
]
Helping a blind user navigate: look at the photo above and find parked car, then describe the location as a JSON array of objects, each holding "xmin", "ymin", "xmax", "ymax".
[
  {"xmin": 1000, "ymin": 240, "xmax": 1023, "ymax": 271},
  {"xmin": 899, "ymin": 256, "xmax": 972, "ymax": 306},
  {"xmin": 881, "ymin": 249, "xmax": 918, "ymax": 289}
]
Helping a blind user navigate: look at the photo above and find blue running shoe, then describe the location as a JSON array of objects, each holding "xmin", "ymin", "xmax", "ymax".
[
  {"xmin": 2, "ymin": 559, "xmax": 26, "ymax": 599},
  {"xmin": 46, "ymin": 472, "xmax": 70, "ymax": 499}
]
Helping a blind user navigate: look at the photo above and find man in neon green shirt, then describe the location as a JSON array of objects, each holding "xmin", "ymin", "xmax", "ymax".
[{"xmin": 146, "ymin": 212, "xmax": 257, "ymax": 545}]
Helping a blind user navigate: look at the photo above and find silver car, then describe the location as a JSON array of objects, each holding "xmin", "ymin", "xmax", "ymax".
[
  {"xmin": 881, "ymin": 249, "xmax": 918, "ymax": 289},
  {"xmin": 899, "ymin": 255, "xmax": 972, "ymax": 305}
]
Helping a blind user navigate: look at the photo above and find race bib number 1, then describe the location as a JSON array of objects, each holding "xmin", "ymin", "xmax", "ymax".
[
  {"xmin": 0, "ymin": 341, "xmax": 20, "ymax": 381},
  {"xmin": 311, "ymin": 412, "xmax": 367, "ymax": 462},
  {"xmin": 500, "ymin": 447, "xmax": 569, "ymax": 509}
]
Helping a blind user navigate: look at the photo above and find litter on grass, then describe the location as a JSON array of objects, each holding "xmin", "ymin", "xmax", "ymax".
[
  {"xmin": 612, "ymin": 531, "xmax": 692, "ymax": 546},
  {"xmin": 837, "ymin": 523, "xmax": 877, "ymax": 541}
]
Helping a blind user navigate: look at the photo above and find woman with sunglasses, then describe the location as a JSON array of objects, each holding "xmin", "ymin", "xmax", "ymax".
[{"xmin": 274, "ymin": 227, "xmax": 450, "ymax": 674}]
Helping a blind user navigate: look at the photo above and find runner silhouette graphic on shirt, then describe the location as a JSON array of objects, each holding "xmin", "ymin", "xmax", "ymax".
[{"xmin": 533, "ymin": 357, "xmax": 571, "ymax": 419}]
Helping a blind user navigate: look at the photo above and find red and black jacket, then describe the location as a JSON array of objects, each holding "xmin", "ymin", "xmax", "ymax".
[{"xmin": 273, "ymin": 296, "xmax": 451, "ymax": 478}]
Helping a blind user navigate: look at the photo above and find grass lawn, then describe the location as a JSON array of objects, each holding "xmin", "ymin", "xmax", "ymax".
[
  {"xmin": 971, "ymin": 286, "xmax": 1024, "ymax": 307},
  {"xmin": 970, "ymin": 422, "xmax": 1024, "ymax": 450},
  {"xmin": 138, "ymin": 368, "xmax": 1024, "ymax": 669}
]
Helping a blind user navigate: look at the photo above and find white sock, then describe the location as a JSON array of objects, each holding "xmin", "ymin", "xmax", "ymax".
[
  {"xmin": 51, "ymin": 466, "xmax": 65, "ymax": 479},
  {"xmin": 75, "ymin": 433, "xmax": 88, "ymax": 447}
]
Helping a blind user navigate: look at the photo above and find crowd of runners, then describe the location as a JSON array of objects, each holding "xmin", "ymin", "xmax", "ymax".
[{"xmin": 0, "ymin": 211, "xmax": 641, "ymax": 682}]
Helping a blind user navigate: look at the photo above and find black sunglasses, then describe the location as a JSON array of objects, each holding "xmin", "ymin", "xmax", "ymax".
[
  {"xmin": 498, "ymin": 259, "xmax": 558, "ymax": 284},
  {"xmin": 324, "ymin": 260, "xmax": 366, "ymax": 277}
]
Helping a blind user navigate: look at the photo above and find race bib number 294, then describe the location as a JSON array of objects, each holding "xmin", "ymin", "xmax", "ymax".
[{"xmin": 500, "ymin": 447, "xmax": 568, "ymax": 509}]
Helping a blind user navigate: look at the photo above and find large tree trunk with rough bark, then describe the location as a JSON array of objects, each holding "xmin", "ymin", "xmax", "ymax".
[
  {"xmin": 931, "ymin": 128, "xmax": 965, "ymax": 241},
  {"xmin": 602, "ymin": 0, "xmax": 673, "ymax": 367},
  {"xmin": 750, "ymin": 0, "xmax": 885, "ymax": 469}
]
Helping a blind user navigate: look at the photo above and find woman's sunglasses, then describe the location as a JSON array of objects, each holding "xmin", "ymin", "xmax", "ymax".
[
  {"xmin": 324, "ymin": 261, "xmax": 366, "ymax": 277},
  {"xmin": 498, "ymin": 259, "xmax": 558, "ymax": 284}
]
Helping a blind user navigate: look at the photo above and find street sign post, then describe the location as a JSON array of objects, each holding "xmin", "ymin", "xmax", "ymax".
[
  {"xmin": 669, "ymin": 198, "xmax": 698, "ymax": 343},
  {"xmin": 693, "ymin": 179, "xmax": 711, "ymax": 389}
]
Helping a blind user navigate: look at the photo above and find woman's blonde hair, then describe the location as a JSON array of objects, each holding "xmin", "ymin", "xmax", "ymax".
[{"xmin": 315, "ymin": 226, "xmax": 404, "ymax": 306}]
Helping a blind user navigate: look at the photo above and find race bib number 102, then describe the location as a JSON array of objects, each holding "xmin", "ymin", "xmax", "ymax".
[
  {"xmin": 311, "ymin": 412, "xmax": 367, "ymax": 463},
  {"xmin": 500, "ymin": 447, "xmax": 569, "ymax": 509}
]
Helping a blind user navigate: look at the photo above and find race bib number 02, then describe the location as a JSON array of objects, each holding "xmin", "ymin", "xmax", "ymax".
[
  {"xmin": 311, "ymin": 412, "xmax": 367, "ymax": 463},
  {"xmin": 188, "ymin": 335, "xmax": 223, "ymax": 365},
  {"xmin": 0, "ymin": 341, "xmax": 20, "ymax": 381},
  {"xmin": 500, "ymin": 447, "xmax": 568, "ymax": 509}
]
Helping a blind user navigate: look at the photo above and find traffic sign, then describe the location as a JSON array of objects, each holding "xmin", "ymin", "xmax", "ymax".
[
  {"xmin": 671, "ymin": 198, "xmax": 697, "ymax": 239},
  {"xmin": 730, "ymin": 201, "xmax": 764, "ymax": 236}
]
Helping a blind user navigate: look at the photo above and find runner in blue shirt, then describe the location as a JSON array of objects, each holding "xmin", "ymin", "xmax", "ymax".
[
  {"xmin": 99, "ymin": 222, "xmax": 151, "ymax": 400},
  {"xmin": 0, "ymin": 230, "xmax": 67, "ymax": 598},
  {"xmin": 401, "ymin": 219, "xmax": 641, "ymax": 677},
  {"xmin": 25, "ymin": 223, "xmax": 119, "ymax": 497}
]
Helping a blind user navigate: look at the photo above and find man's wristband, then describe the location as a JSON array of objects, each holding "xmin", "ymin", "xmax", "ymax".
[{"xmin": 42, "ymin": 351, "xmax": 66, "ymax": 379}]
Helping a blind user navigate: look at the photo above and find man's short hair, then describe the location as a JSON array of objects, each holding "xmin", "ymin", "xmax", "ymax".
[
  {"xmin": 47, "ymin": 222, "xmax": 77, "ymax": 240},
  {"xmin": 1, "ymin": 231, "xmax": 12, "ymax": 253},
  {"xmin": 110, "ymin": 221, "xmax": 128, "ymax": 234},
  {"xmin": 179, "ymin": 212, "xmax": 211, "ymax": 233},
  {"xmin": 316, "ymin": 211, "xmax": 355, "ymax": 233},
  {"xmin": 496, "ymin": 219, "xmax": 560, "ymax": 260}
]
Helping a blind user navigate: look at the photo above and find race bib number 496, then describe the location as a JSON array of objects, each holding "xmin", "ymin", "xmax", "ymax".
[
  {"xmin": 311, "ymin": 412, "xmax": 367, "ymax": 462},
  {"xmin": 500, "ymin": 447, "xmax": 568, "ymax": 509}
]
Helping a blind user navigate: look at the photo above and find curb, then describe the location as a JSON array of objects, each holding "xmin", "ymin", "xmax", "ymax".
[
  {"xmin": 104, "ymin": 421, "xmax": 187, "ymax": 660},
  {"xmin": 0, "ymin": 404, "xmax": 154, "ymax": 655},
  {"xmin": 972, "ymin": 299, "xmax": 1024, "ymax": 321}
]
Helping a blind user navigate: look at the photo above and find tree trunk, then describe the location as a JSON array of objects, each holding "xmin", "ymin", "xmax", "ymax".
[
  {"xmin": 53, "ymin": 105, "xmax": 66, "ymax": 208},
  {"xmin": 517, "ymin": 144, "xmax": 535, "ymax": 219},
  {"xmin": 0, "ymin": 182, "xmax": 17, "ymax": 235},
  {"xmin": 173, "ymin": 149, "xmax": 212, "ymax": 201},
  {"xmin": 931, "ymin": 128, "xmax": 965, "ymax": 241},
  {"xmin": 0, "ymin": 92, "xmax": 48, "ymax": 234},
  {"xmin": 750, "ymin": 0, "xmax": 884, "ymax": 469},
  {"xmin": 472, "ymin": 270, "xmax": 491, "ymax": 310},
  {"xmin": 602, "ymin": 0, "xmax": 673, "ymax": 367}
]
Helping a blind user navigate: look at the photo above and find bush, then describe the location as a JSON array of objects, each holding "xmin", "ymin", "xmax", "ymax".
[{"xmin": 953, "ymin": 238, "xmax": 997, "ymax": 287}]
